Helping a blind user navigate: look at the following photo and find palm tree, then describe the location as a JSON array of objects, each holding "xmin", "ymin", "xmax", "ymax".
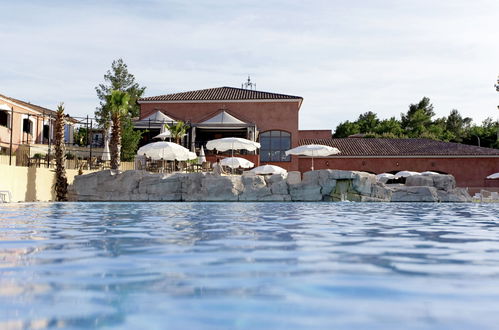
[
  {"xmin": 54, "ymin": 103, "xmax": 68, "ymax": 201},
  {"xmin": 109, "ymin": 90, "xmax": 130, "ymax": 170},
  {"xmin": 165, "ymin": 120, "xmax": 189, "ymax": 144}
]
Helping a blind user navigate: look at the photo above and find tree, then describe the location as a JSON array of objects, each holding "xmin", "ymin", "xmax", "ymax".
[
  {"xmin": 357, "ymin": 111, "xmax": 379, "ymax": 134},
  {"xmin": 165, "ymin": 121, "xmax": 190, "ymax": 144},
  {"xmin": 95, "ymin": 59, "xmax": 145, "ymax": 161},
  {"xmin": 109, "ymin": 90, "xmax": 130, "ymax": 170},
  {"xmin": 54, "ymin": 103, "xmax": 68, "ymax": 201},
  {"xmin": 445, "ymin": 109, "xmax": 472, "ymax": 142},
  {"xmin": 95, "ymin": 59, "xmax": 146, "ymax": 126},
  {"xmin": 463, "ymin": 118, "xmax": 499, "ymax": 149},
  {"xmin": 333, "ymin": 120, "xmax": 360, "ymax": 138},
  {"xmin": 121, "ymin": 117, "xmax": 143, "ymax": 161},
  {"xmin": 73, "ymin": 127, "xmax": 88, "ymax": 147},
  {"xmin": 374, "ymin": 117, "xmax": 404, "ymax": 137},
  {"xmin": 401, "ymin": 97, "xmax": 435, "ymax": 137}
]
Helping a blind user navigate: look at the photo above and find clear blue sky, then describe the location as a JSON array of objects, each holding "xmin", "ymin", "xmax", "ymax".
[{"xmin": 1, "ymin": 0, "xmax": 498, "ymax": 129}]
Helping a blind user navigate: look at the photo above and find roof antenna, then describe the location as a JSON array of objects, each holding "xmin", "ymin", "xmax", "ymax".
[{"xmin": 241, "ymin": 75, "xmax": 256, "ymax": 90}]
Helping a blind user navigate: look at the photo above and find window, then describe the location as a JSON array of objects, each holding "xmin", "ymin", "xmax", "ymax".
[
  {"xmin": 260, "ymin": 130, "xmax": 291, "ymax": 162},
  {"xmin": 23, "ymin": 118, "xmax": 33, "ymax": 134},
  {"xmin": 43, "ymin": 124, "xmax": 50, "ymax": 140},
  {"xmin": 0, "ymin": 111, "xmax": 9, "ymax": 128}
]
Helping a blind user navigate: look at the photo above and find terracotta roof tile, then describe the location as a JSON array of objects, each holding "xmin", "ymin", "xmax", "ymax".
[
  {"xmin": 298, "ymin": 138, "xmax": 499, "ymax": 156},
  {"xmin": 139, "ymin": 87, "xmax": 303, "ymax": 102}
]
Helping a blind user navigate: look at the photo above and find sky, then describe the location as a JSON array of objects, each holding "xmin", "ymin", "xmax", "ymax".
[{"xmin": 1, "ymin": 0, "xmax": 498, "ymax": 130}]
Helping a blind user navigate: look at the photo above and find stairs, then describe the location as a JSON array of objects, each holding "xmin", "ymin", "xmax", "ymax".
[{"xmin": 0, "ymin": 190, "xmax": 12, "ymax": 203}]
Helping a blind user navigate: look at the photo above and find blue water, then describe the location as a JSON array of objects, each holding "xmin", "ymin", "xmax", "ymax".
[{"xmin": 1, "ymin": 202, "xmax": 499, "ymax": 329}]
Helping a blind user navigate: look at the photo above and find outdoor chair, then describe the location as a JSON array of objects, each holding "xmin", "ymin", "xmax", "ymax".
[
  {"xmin": 202, "ymin": 161, "xmax": 212, "ymax": 172},
  {"xmin": 177, "ymin": 161, "xmax": 187, "ymax": 172},
  {"xmin": 164, "ymin": 161, "xmax": 174, "ymax": 173},
  {"xmin": 89, "ymin": 157, "xmax": 100, "ymax": 170}
]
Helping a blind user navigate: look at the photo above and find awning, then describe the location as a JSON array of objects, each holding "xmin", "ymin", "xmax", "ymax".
[
  {"xmin": 196, "ymin": 110, "xmax": 251, "ymax": 129},
  {"xmin": 133, "ymin": 111, "xmax": 176, "ymax": 129}
]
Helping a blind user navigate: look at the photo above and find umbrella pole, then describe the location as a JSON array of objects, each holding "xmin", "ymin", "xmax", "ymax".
[
  {"xmin": 311, "ymin": 157, "xmax": 314, "ymax": 171},
  {"xmin": 231, "ymin": 143, "xmax": 234, "ymax": 175}
]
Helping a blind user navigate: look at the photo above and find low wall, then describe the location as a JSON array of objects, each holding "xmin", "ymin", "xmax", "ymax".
[
  {"xmin": 70, "ymin": 170, "xmax": 472, "ymax": 203},
  {"xmin": 0, "ymin": 155, "xmax": 16, "ymax": 165},
  {"xmin": 0, "ymin": 164, "xmax": 97, "ymax": 202}
]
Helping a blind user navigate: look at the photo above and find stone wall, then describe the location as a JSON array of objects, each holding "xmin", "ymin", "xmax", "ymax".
[{"xmin": 70, "ymin": 170, "xmax": 472, "ymax": 202}]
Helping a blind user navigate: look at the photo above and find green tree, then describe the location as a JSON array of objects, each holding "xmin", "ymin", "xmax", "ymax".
[
  {"xmin": 73, "ymin": 127, "xmax": 88, "ymax": 147},
  {"xmin": 463, "ymin": 118, "xmax": 499, "ymax": 149},
  {"xmin": 424, "ymin": 118, "xmax": 448, "ymax": 140},
  {"xmin": 54, "ymin": 103, "xmax": 68, "ymax": 201},
  {"xmin": 374, "ymin": 117, "xmax": 404, "ymax": 137},
  {"xmin": 357, "ymin": 111, "xmax": 379, "ymax": 134},
  {"xmin": 401, "ymin": 97, "xmax": 435, "ymax": 137},
  {"xmin": 333, "ymin": 120, "xmax": 360, "ymax": 138},
  {"xmin": 109, "ymin": 90, "xmax": 130, "ymax": 170},
  {"xmin": 445, "ymin": 109, "xmax": 472, "ymax": 142},
  {"xmin": 166, "ymin": 121, "xmax": 190, "ymax": 144},
  {"xmin": 95, "ymin": 59, "xmax": 146, "ymax": 127},
  {"xmin": 95, "ymin": 59, "xmax": 145, "ymax": 161},
  {"xmin": 121, "ymin": 117, "xmax": 143, "ymax": 161},
  {"xmin": 405, "ymin": 109, "xmax": 432, "ymax": 137}
]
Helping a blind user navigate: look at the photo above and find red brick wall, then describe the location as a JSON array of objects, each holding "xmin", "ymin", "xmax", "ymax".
[
  {"xmin": 298, "ymin": 130, "xmax": 332, "ymax": 140},
  {"xmin": 140, "ymin": 100, "xmax": 301, "ymax": 170},
  {"xmin": 298, "ymin": 157, "xmax": 499, "ymax": 189}
]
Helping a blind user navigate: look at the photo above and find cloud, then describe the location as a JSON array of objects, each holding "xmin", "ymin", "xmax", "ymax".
[{"xmin": 0, "ymin": 0, "xmax": 497, "ymax": 129}]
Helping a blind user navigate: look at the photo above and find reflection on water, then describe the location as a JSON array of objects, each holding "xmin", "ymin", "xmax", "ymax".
[{"xmin": 1, "ymin": 202, "xmax": 499, "ymax": 329}]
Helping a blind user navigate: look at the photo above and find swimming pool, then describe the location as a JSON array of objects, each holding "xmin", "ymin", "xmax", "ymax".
[{"xmin": 1, "ymin": 202, "xmax": 499, "ymax": 329}]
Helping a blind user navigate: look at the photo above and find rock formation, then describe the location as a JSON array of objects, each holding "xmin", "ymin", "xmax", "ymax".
[{"xmin": 69, "ymin": 170, "xmax": 472, "ymax": 202}]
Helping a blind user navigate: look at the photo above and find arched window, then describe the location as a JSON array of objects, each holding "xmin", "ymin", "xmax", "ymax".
[{"xmin": 260, "ymin": 130, "xmax": 291, "ymax": 162}]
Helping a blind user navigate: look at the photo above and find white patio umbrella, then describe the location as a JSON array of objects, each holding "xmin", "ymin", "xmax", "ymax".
[
  {"xmin": 421, "ymin": 171, "xmax": 440, "ymax": 176},
  {"xmin": 206, "ymin": 138, "xmax": 260, "ymax": 174},
  {"xmin": 220, "ymin": 157, "xmax": 254, "ymax": 169},
  {"xmin": 137, "ymin": 142, "xmax": 194, "ymax": 161},
  {"xmin": 198, "ymin": 145, "xmax": 206, "ymax": 165},
  {"xmin": 250, "ymin": 164, "xmax": 287, "ymax": 175},
  {"xmin": 206, "ymin": 137, "xmax": 260, "ymax": 158},
  {"xmin": 375, "ymin": 173, "xmax": 395, "ymax": 181},
  {"xmin": 486, "ymin": 172, "xmax": 499, "ymax": 179},
  {"xmin": 153, "ymin": 122, "xmax": 173, "ymax": 140},
  {"xmin": 394, "ymin": 171, "xmax": 420, "ymax": 178},
  {"xmin": 101, "ymin": 123, "xmax": 112, "ymax": 161},
  {"xmin": 285, "ymin": 144, "xmax": 340, "ymax": 170}
]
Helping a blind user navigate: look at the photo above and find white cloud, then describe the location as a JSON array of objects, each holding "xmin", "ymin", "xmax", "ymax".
[{"xmin": 0, "ymin": 0, "xmax": 497, "ymax": 130}]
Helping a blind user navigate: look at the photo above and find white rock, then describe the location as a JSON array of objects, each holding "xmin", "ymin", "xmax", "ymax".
[
  {"xmin": 352, "ymin": 172, "xmax": 376, "ymax": 195},
  {"xmin": 432, "ymin": 174, "xmax": 456, "ymax": 191},
  {"xmin": 391, "ymin": 186, "xmax": 439, "ymax": 202},
  {"xmin": 286, "ymin": 171, "xmax": 301, "ymax": 185},
  {"xmin": 437, "ymin": 188, "xmax": 472, "ymax": 202},
  {"xmin": 289, "ymin": 183, "xmax": 323, "ymax": 201},
  {"xmin": 239, "ymin": 175, "xmax": 272, "ymax": 201},
  {"xmin": 197, "ymin": 175, "xmax": 243, "ymax": 201}
]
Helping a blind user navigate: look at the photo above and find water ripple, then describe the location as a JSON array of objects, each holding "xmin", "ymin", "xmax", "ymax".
[{"xmin": 1, "ymin": 202, "xmax": 499, "ymax": 329}]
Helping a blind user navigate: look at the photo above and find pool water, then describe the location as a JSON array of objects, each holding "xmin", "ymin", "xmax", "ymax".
[{"xmin": 1, "ymin": 202, "xmax": 499, "ymax": 329}]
